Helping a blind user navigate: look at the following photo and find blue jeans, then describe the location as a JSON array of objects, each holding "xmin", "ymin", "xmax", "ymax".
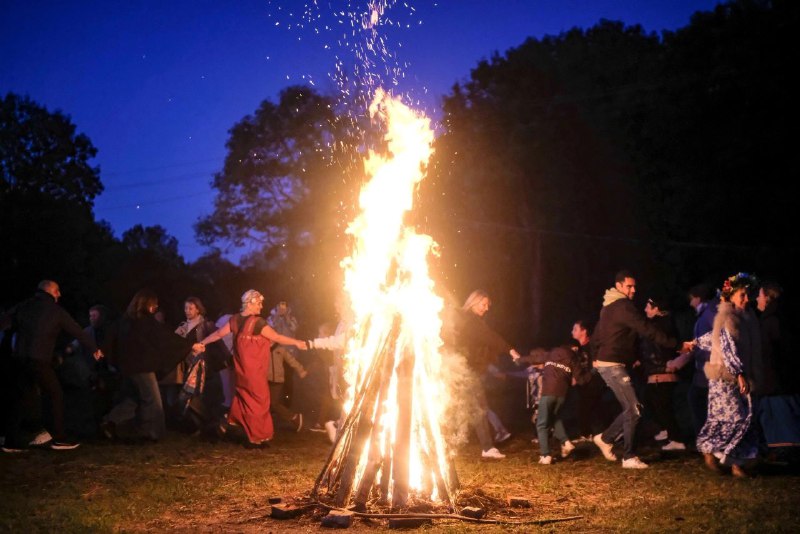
[
  {"xmin": 536, "ymin": 395, "xmax": 568, "ymax": 456},
  {"xmin": 597, "ymin": 365, "xmax": 641, "ymax": 460},
  {"xmin": 106, "ymin": 372, "xmax": 165, "ymax": 440}
]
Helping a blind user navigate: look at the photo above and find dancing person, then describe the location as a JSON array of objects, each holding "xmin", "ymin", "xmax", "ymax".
[
  {"xmin": 755, "ymin": 282, "xmax": 800, "ymax": 455},
  {"xmin": 305, "ymin": 297, "xmax": 351, "ymax": 443},
  {"xmin": 268, "ymin": 345, "xmax": 307, "ymax": 432},
  {"xmin": 2, "ymin": 280, "xmax": 102, "ymax": 452},
  {"xmin": 591, "ymin": 271, "xmax": 685, "ymax": 469},
  {"xmin": 527, "ymin": 346, "xmax": 578, "ymax": 464},
  {"xmin": 641, "ymin": 296, "xmax": 686, "ymax": 451},
  {"xmin": 449, "ymin": 289, "xmax": 521, "ymax": 459},
  {"xmin": 568, "ymin": 319, "xmax": 608, "ymax": 441},
  {"xmin": 193, "ymin": 290, "xmax": 306, "ymax": 448},
  {"xmin": 695, "ymin": 273, "xmax": 760, "ymax": 477},
  {"xmin": 102, "ymin": 289, "xmax": 194, "ymax": 442},
  {"xmin": 173, "ymin": 297, "xmax": 220, "ymax": 429}
]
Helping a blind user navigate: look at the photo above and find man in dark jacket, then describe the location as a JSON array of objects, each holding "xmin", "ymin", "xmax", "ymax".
[
  {"xmin": 590, "ymin": 271, "xmax": 682, "ymax": 469},
  {"xmin": 2, "ymin": 281, "xmax": 101, "ymax": 452}
]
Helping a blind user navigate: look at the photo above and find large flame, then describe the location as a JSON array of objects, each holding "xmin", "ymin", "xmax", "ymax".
[{"xmin": 336, "ymin": 88, "xmax": 451, "ymax": 501}]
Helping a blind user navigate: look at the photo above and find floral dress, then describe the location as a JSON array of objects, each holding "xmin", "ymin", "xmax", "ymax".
[{"xmin": 695, "ymin": 328, "xmax": 758, "ymax": 465}]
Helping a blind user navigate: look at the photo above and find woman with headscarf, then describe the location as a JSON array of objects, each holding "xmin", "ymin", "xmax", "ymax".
[
  {"xmin": 193, "ymin": 290, "xmax": 306, "ymax": 447},
  {"xmin": 694, "ymin": 273, "xmax": 761, "ymax": 477}
]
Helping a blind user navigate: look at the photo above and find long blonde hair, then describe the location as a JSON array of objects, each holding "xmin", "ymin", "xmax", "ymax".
[{"xmin": 462, "ymin": 289, "xmax": 490, "ymax": 313}]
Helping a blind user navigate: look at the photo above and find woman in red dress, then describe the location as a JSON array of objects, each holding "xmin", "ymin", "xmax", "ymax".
[{"xmin": 194, "ymin": 290, "xmax": 306, "ymax": 446}]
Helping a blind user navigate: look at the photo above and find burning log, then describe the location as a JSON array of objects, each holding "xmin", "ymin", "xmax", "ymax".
[
  {"xmin": 334, "ymin": 321, "xmax": 400, "ymax": 507},
  {"xmin": 390, "ymin": 348, "xmax": 414, "ymax": 509},
  {"xmin": 313, "ymin": 317, "xmax": 401, "ymax": 503}
]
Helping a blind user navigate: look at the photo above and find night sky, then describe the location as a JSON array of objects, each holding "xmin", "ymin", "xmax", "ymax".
[{"xmin": 1, "ymin": 0, "xmax": 720, "ymax": 261}]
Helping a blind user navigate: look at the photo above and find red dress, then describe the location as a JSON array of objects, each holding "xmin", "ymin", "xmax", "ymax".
[{"xmin": 228, "ymin": 314, "xmax": 273, "ymax": 443}]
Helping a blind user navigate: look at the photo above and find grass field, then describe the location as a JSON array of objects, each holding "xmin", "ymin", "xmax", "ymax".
[{"xmin": 2, "ymin": 430, "xmax": 799, "ymax": 533}]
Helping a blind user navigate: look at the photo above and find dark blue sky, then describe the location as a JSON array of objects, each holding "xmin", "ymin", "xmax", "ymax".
[{"xmin": 2, "ymin": 0, "xmax": 720, "ymax": 261}]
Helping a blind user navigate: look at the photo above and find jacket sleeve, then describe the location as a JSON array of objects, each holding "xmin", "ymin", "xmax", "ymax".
[
  {"xmin": 461, "ymin": 314, "xmax": 512, "ymax": 356},
  {"xmin": 59, "ymin": 309, "xmax": 98, "ymax": 353},
  {"xmin": 152, "ymin": 320, "xmax": 195, "ymax": 369},
  {"xmin": 313, "ymin": 331, "xmax": 347, "ymax": 351},
  {"xmin": 282, "ymin": 347, "xmax": 305, "ymax": 373},
  {"xmin": 625, "ymin": 305, "xmax": 678, "ymax": 349}
]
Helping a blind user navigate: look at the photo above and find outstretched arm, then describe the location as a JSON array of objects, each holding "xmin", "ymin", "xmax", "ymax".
[
  {"xmin": 260, "ymin": 324, "xmax": 307, "ymax": 350},
  {"xmin": 193, "ymin": 322, "xmax": 232, "ymax": 353}
]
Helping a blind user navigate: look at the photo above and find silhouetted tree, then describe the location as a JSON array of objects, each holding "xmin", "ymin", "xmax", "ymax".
[{"xmin": 0, "ymin": 93, "xmax": 117, "ymax": 310}]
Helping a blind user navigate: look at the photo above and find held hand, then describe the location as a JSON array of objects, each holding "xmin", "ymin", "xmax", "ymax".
[
  {"xmin": 738, "ymin": 374, "xmax": 750, "ymax": 395},
  {"xmin": 296, "ymin": 340, "xmax": 308, "ymax": 350},
  {"xmin": 192, "ymin": 343, "xmax": 206, "ymax": 354},
  {"xmin": 680, "ymin": 341, "xmax": 694, "ymax": 354}
]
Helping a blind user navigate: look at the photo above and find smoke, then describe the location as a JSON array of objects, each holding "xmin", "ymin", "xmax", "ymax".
[{"xmin": 438, "ymin": 347, "xmax": 483, "ymax": 452}]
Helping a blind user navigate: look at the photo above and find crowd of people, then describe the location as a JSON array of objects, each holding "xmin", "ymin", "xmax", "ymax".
[
  {"xmin": 1, "ymin": 270, "xmax": 797, "ymax": 480},
  {"xmin": 467, "ymin": 270, "xmax": 797, "ymax": 477}
]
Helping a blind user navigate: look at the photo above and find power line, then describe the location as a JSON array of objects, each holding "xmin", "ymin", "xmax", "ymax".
[
  {"xmin": 101, "ymin": 157, "xmax": 222, "ymax": 177},
  {"xmin": 103, "ymin": 170, "xmax": 216, "ymax": 191},
  {"xmin": 95, "ymin": 190, "xmax": 215, "ymax": 211}
]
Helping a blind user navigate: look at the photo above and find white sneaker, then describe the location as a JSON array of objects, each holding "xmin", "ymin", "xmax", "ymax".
[
  {"xmin": 661, "ymin": 440, "xmax": 686, "ymax": 451},
  {"xmin": 654, "ymin": 430, "xmax": 668, "ymax": 441},
  {"xmin": 481, "ymin": 447, "xmax": 506, "ymax": 459},
  {"xmin": 538, "ymin": 455, "xmax": 552, "ymax": 465},
  {"xmin": 494, "ymin": 430, "xmax": 511, "ymax": 443},
  {"xmin": 561, "ymin": 440, "xmax": 576, "ymax": 458},
  {"xmin": 324, "ymin": 421, "xmax": 337, "ymax": 443},
  {"xmin": 28, "ymin": 430, "xmax": 53, "ymax": 446},
  {"xmin": 593, "ymin": 434, "xmax": 617, "ymax": 461},
  {"xmin": 622, "ymin": 456, "xmax": 649, "ymax": 469}
]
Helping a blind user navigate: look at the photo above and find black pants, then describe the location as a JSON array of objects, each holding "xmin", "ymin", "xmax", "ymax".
[
  {"xmin": 644, "ymin": 381, "xmax": 681, "ymax": 442},
  {"xmin": 4, "ymin": 358, "xmax": 66, "ymax": 446}
]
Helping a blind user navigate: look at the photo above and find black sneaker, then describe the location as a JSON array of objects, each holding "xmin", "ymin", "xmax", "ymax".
[
  {"xmin": 2, "ymin": 444, "xmax": 28, "ymax": 453},
  {"xmin": 50, "ymin": 440, "xmax": 81, "ymax": 450}
]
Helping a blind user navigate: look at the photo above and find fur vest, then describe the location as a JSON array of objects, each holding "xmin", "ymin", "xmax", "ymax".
[{"xmin": 704, "ymin": 302, "xmax": 761, "ymax": 387}]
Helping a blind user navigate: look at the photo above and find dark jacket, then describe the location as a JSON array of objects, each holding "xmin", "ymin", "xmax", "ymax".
[
  {"xmin": 10, "ymin": 291, "xmax": 97, "ymax": 362},
  {"xmin": 528, "ymin": 346, "xmax": 576, "ymax": 397},
  {"xmin": 572, "ymin": 342, "xmax": 595, "ymax": 386},
  {"xmin": 691, "ymin": 300, "xmax": 717, "ymax": 387},
  {"xmin": 593, "ymin": 291, "xmax": 678, "ymax": 365},
  {"xmin": 640, "ymin": 314, "xmax": 679, "ymax": 376},
  {"xmin": 451, "ymin": 309, "xmax": 512, "ymax": 373},
  {"xmin": 110, "ymin": 315, "xmax": 193, "ymax": 376},
  {"xmin": 757, "ymin": 301, "xmax": 780, "ymax": 394}
]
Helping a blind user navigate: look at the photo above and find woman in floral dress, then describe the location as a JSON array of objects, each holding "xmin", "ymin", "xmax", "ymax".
[{"xmin": 695, "ymin": 273, "xmax": 760, "ymax": 477}]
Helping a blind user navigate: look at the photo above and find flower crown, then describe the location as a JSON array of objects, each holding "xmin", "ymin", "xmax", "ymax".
[{"xmin": 720, "ymin": 272, "xmax": 758, "ymax": 298}]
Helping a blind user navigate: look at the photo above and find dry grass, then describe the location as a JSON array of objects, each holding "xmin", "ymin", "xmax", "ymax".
[{"xmin": 2, "ymin": 431, "xmax": 799, "ymax": 533}]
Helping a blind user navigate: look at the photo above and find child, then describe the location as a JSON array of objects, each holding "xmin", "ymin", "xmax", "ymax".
[{"xmin": 527, "ymin": 346, "xmax": 577, "ymax": 464}]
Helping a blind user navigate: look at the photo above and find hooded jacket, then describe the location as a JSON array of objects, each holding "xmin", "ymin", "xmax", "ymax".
[{"xmin": 592, "ymin": 287, "xmax": 678, "ymax": 365}]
